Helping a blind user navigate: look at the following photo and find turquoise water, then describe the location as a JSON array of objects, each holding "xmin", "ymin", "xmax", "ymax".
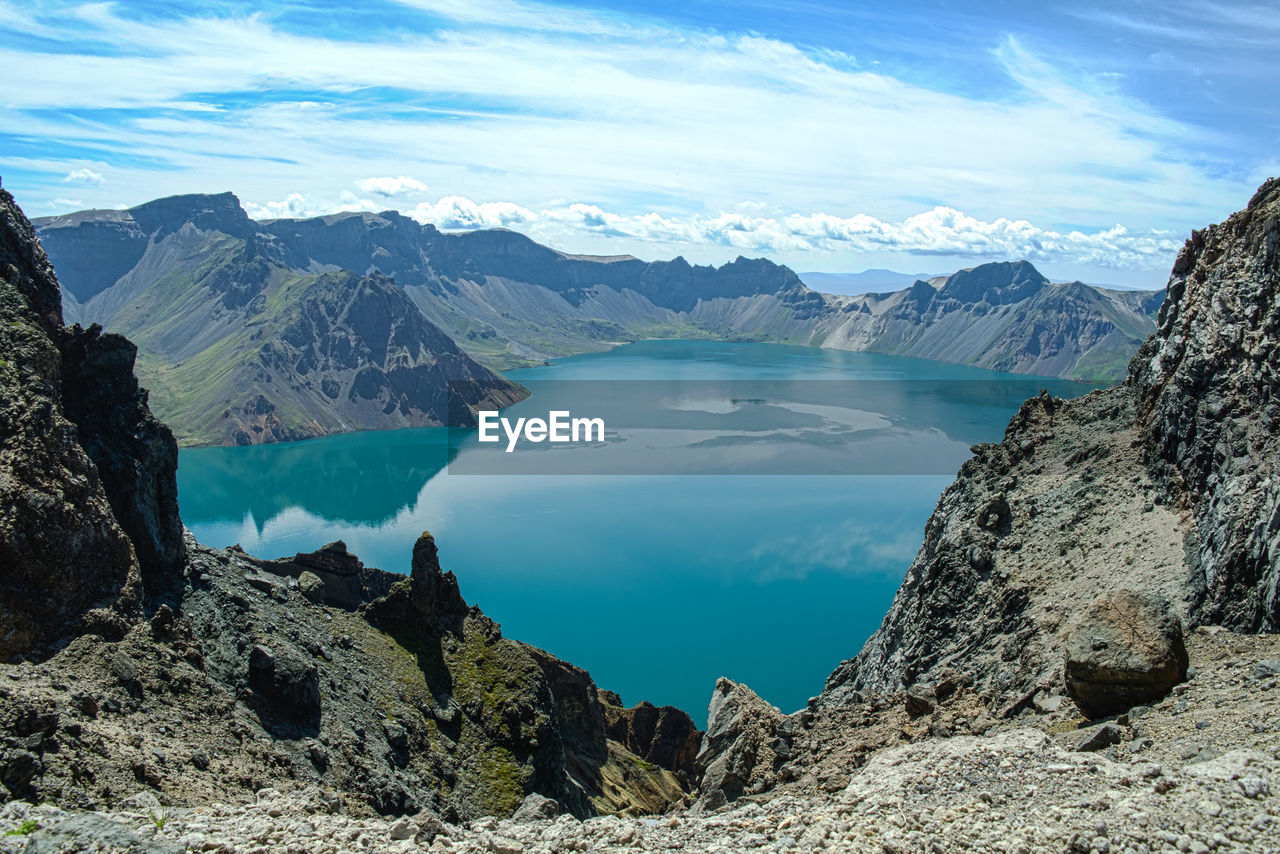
[{"xmin": 178, "ymin": 341, "xmax": 1090, "ymax": 722}]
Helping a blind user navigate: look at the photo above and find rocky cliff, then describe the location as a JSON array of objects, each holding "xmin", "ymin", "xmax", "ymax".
[
  {"xmin": 0, "ymin": 188, "xmax": 695, "ymax": 819},
  {"xmin": 0, "ymin": 189, "xmax": 141, "ymax": 660},
  {"xmin": 0, "ymin": 185, "xmax": 187, "ymax": 664},
  {"xmin": 820, "ymin": 179, "xmax": 1280, "ymax": 712},
  {"xmin": 1132, "ymin": 180, "xmax": 1280, "ymax": 631}
]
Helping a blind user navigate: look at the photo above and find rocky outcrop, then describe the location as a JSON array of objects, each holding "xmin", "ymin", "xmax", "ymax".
[
  {"xmin": 58, "ymin": 325, "xmax": 185, "ymax": 590},
  {"xmin": 695, "ymin": 678, "xmax": 786, "ymax": 806},
  {"xmin": 247, "ymin": 541, "xmax": 398, "ymax": 610},
  {"xmin": 1063, "ymin": 588, "xmax": 1189, "ymax": 718},
  {"xmin": 602, "ymin": 696, "xmax": 701, "ymax": 784},
  {"xmin": 0, "ymin": 188, "xmax": 142, "ymax": 659},
  {"xmin": 818, "ymin": 179, "xmax": 1279, "ymax": 714}
]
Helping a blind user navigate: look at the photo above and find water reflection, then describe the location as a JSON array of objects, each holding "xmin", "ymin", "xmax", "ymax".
[{"xmin": 179, "ymin": 428, "xmax": 461, "ymax": 528}]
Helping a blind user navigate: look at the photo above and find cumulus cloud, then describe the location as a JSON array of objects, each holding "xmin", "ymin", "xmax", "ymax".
[
  {"xmin": 405, "ymin": 196, "xmax": 535, "ymax": 230},
  {"xmin": 243, "ymin": 193, "xmax": 312, "ymax": 220},
  {"xmin": 0, "ymin": 0, "xmax": 1249, "ymax": 250},
  {"xmin": 241, "ymin": 191, "xmax": 1181, "ymax": 268},
  {"xmin": 62, "ymin": 168, "xmax": 104, "ymax": 186},
  {"xmin": 354, "ymin": 176, "xmax": 429, "ymax": 197},
  {"xmin": 530, "ymin": 203, "xmax": 1180, "ymax": 268}
]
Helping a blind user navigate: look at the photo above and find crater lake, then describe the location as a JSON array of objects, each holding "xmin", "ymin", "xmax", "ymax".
[{"xmin": 177, "ymin": 340, "xmax": 1091, "ymax": 722}]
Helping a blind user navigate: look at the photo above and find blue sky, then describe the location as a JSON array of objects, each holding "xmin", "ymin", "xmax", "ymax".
[{"xmin": 2, "ymin": 0, "xmax": 1276, "ymax": 286}]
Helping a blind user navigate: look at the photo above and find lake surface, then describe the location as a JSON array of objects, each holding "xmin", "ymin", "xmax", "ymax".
[{"xmin": 178, "ymin": 340, "xmax": 1091, "ymax": 722}]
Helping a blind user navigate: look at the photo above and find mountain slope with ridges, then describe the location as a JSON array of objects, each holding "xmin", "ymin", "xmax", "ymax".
[
  {"xmin": 39, "ymin": 196, "xmax": 1162, "ymax": 408},
  {"xmin": 39, "ymin": 197, "xmax": 525, "ymax": 446}
]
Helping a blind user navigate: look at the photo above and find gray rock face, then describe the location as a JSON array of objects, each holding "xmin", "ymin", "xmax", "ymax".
[
  {"xmin": 1131, "ymin": 178, "xmax": 1280, "ymax": 632},
  {"xmin": 696, "ymin": 678, "xmax": 784, "ymax": 804},
  {"xmin": 602, "ymin": 698, "xmax": 702, "ymax": 784},
  {"xmin": 58, "ymin": 324, "xmax": 186, "ymax": 590},
  {"xmin": 1064, "ymin": 589, "xmax": 1188, "ymax": 718}
]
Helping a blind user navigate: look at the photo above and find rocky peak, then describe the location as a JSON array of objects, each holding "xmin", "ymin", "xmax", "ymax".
[
  {"xmin": 127, "ymin": 191, "xmax": 254, "ymax": 242},
  {"xmin": 1, "ymin": 189, "xmax": 63, "ymax": 330},
  {"xmin": 938, "ymin": 260, "xmax": 1048, "ymax": 306},
  {"xmin": 35, "ymin": 192, "xmax": 256, "ymax": 304},
  {"xmin": 1, "ymin": 190, "xmax": 186, "ymax": 606},
  {"xmin": 408, "ymin": 531, "xmax": 468, "ymax": 625}
]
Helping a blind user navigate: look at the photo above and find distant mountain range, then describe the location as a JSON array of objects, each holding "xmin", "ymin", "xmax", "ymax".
[
  {"xmin": 798, "ymin": 269, "xmax": 935, "ymax": 294},
  {"xmin": 35, "ymin": 193, "xmax": 1164, "ymax": 445}
]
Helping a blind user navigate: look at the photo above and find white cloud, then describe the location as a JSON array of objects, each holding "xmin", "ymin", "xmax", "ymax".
[
  {"xmin": 62, "ymin": 168, "xmax": 105, "ymax": 186},
  {"xmin": 354, "ymin": 176, "xmax": 430, "ymax": 197},
  {"xmin": 48, "ymin": 197, "xmax": 84, "ymax": 209},
  {"xmin": 405, "ymin": 196, "xmax": 536, "ymax": 230},
  {"xmin": 241, "ymin": 191, "xmax": 1181, "ymax": 268},
  {"xmin": 243, "ymin": 193, "xmax": 311, "ymax": 220}
]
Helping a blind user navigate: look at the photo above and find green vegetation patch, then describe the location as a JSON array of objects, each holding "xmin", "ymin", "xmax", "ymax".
[{"xmin": 474, "ymin": 746, "xmax": 525, "ymax": 816}]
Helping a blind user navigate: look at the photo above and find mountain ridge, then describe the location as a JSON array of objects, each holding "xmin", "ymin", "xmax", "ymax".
[
  {"xmin": 39, "ymin": 197, "xmax": 527, "ymax": 446},
  {"xmin": 37, "ymin": 196, "xmax": 1162, "ymax": 445},
  {"xmin": 821, "ymin": 177, "xmax": 1280, "ymax": 704}
]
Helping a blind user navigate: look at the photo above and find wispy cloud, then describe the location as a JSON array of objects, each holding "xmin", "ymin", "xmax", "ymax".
[
  {"xmin": 355, "ymin": 176, "xmax": 430, "ymax": 197},
  {"xmin": 1066, "ymin": 1, "xmax": 1280, "ymax": 49},
  {"xmin": 0, "ymin": 0, "xmax": 1266, "ymax": 281}
]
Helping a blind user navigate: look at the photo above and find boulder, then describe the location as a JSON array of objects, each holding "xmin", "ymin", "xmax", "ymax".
[
  {"xmin": 1076, "ymin": 723, "xmax": 1123, "ymax": 752},
  {"xmin": 1064, "ymin": 589, "xmax": 1188, "ymax": 718},
  {"xmin": 511, "ymin": 792, "xmax": 560, "ymax": 823},
  {"xmin": 247, "ymin": 644, "xmax": 321, "ymax": 723},
  {"xmin": 904, "ymin": 684, "xmax": 936, "ymax": 717},
  {"xmin": 297, "ymin": 571, "xmax": 325, "ymax": 605}
]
